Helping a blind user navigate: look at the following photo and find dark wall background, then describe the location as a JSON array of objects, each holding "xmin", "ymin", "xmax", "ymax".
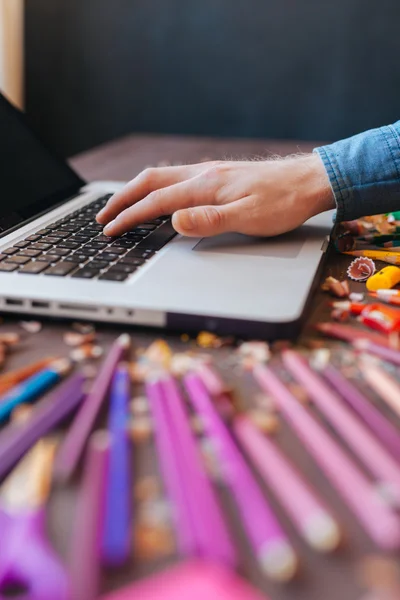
[{"xmin": 25, "ymin": 0, "xmax": 400, "ymax": 157}]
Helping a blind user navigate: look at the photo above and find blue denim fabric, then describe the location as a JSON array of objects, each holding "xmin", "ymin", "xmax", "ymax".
[{"xmin": 314, "ymin": 122, "xmax": 400, "ymax": 222}]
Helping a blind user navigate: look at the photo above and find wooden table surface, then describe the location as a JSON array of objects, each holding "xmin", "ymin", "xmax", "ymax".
[{"xmin": 0, "ymin": 135, "xmax": 377, "ymax": 600}]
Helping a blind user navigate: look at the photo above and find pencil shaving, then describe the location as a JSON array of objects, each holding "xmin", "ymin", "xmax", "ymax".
[
  {"xmin": 71, "ymin": 322, "xmax": 95, "ymax": 335},
  {"xmin": 237, "ymin": 341, "xmax": 271, "ymax": 366},
  {"xmin": 246, "ymin": 409, "xmax": 280, "ymax": 435},
  {"xmin": 0, "ymin": 332, "xmax": 20, "ymax": 346},
  {"xmin": 347, "ymin": 257, "xmax": 376, "ymax": 281},
  {"xmin": 63, "ymin": 331, "xmax": 96, "ymax": 347},
  {"xmin": 321, "ymin": 276, "xmax": 350, "ymax": 298},
  {"xmin": 70, "ymin": 343, "xmax": 104, "ymax": 362},
  {"xmin": 19, "ymin": 321, "xmax": 42, "ymax": 334},
  {"xmin": 129, "ymin": 417, "xmax": 153, "ymax": 443}
]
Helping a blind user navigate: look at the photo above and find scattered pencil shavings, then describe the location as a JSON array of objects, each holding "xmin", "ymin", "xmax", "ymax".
[
  {"xmin": 170, "ymin": 353, "xmax": 198, "ymax": 377},
  {"xmin": 287, "ymin": 383, "xmax": 310, "ymax": 405},
  {"xmin": 196, "ymin": 331, "xmax": 221, "ymax": 349},
  {"xmin": 19, "ymin": 321, "xmax": 42, "ymax": 334},
  {"xmin": 347, "ymin": 257, "xmax": 376, "ymax": 282},
  {"xmin": 237, "ymin": 341, "xmax": 271, "ymax": 368},
  {"xmin": 0, "ymin": 333, "xmax": 20, "ymax": 346},
  {"xmin": 135, "ymin": 498, "xmax": 175, "ymax": 561},
  {"xmin": 331, "ymin": 308, "xmax": 350, "ymax": 322},
  {"xmin": 134, "ymin": 477, "xmax": 161, "ymax": 503},
  {"xmin": 357, "ymin": 555, "xmax": 400, "ymax": 597},
  {"xmin": 130, "ymin": 396, "xmax": 149, "ymax": 417},
  {"xmin": 129, "ymin": 416, "xmax": 153, "ymax": 444},
  {"xmin": 321, "ymin": 276, "xmax": 350, "ymax": 298},
  {"xmin": 349, "ymin": 292, "xmax": 365, "ymax": 302},
  {"xmin": 246, "ymin": 409, "xmax": 280, "ymax": 435},
  {"xmin": 70, "ymin": 344, "xmax": 103, "ymax": 362},
  {"xmin": 71, "ymin": 322, "xmax": 95, "ymax": 335},
  {"xmin": 143, "ymin": 339, "xmax": 173, "ymax": 368},
  {"xmin": 63, "ymin": 331, "xmax": 96, "ymax": 347}
]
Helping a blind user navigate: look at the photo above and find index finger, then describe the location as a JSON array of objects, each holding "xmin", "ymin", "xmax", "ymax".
[{"xmin": 96, "ymin": 164, "xmax": 205, "ymax": 225}]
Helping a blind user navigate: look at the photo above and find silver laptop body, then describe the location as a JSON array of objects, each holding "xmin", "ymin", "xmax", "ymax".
[{"xmin": 0, "ymin": 94, "xmax": 332, "ymax": 339}]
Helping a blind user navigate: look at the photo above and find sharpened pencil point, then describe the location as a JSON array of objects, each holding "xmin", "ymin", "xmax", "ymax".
[
  {"xmin": 50, "ymin": 358, "xmax": 72, "ymax": 376},
  {"xmin": 259, "ymin": 540, "xmax": 298, "ymax": 582},
  {"xmin": 304, "ymin": 513, "xmax": 342, "ymax": 553},
  {"xmin": 118, "ymin": 334, "xmax": 131, "ymax": 350}
]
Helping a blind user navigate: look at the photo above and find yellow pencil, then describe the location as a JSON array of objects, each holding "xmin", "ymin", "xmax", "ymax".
[{"xmin": 344, "ymin": 250, "xmax": 400, "ymax": 265}]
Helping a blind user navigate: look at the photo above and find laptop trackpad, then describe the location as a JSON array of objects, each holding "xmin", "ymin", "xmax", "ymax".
[{"xmin": 193, "ymin": 231, "xmax": 306, "ymax": 259}]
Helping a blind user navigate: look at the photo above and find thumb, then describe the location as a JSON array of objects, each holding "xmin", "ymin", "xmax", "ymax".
[{"xmin": 172, "ymin": 205, "xmax": 234, "ymax": 237}]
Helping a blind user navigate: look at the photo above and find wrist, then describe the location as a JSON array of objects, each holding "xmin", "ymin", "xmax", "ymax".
[{"xmin": 296, "ymin": 154, "xmax": 335, "ymax": 219}]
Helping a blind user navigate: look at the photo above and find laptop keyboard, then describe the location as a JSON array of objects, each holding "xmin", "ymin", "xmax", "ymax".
[{"xmin": 0, "ymin": 195, "xmax": 177, "ymax": 282}]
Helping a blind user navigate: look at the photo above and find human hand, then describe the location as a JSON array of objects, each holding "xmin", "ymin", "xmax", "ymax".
[{"xmin": 96, "ymin": 154, "xmax": 335, "ymax": 238}]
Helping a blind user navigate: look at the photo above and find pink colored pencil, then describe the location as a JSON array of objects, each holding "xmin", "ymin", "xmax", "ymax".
[
  {"xmin": 54, "ymin": 334, "xmax": 131, "ymax": 480},
  {"xmin": 354, "ymin": 339, "xmax": 400, "ymax": 366},
  {"xmin": 283, "ymin": 351, "xmax": 400, "ymax": 502},
  {"xmin": 322, "ymin": 364, "xmax": 400, "ymax": 460},
  {"xmin": 70, "ymin": 431, "xmax": 109, "ymax": 600},
  {"xmin": 316, "ymin": 322, "xmax": 391, "ymax": 347},
  {"xmin": 184, "ymin": 372, "xmax": 298, "ymax": 582},
  {"xmin": 253, "ymin": 364, "xmax": 400, "ymax": 550},
  {"xmin": 146, "ymin": 378, "xmax": 198, "ymax": 557},
  {"xmin": 359, "ymin": 360, "xmax": 400, "ymax": 419},
  {"xmin": 234, "ymin": 415, "xmax": 341, "ymax": 553},
  {"xmin": 161, "ymin": 375, "xmax": 237, "ymax": 567},
  {"xmin": 196, "ymin": 363, "xmax": 227, "ymax": 396}
]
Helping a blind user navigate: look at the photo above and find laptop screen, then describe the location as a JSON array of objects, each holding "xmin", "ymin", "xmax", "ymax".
[{"xmin": 0, "ymin": 92, "xmax": 84, "ymax": 232}]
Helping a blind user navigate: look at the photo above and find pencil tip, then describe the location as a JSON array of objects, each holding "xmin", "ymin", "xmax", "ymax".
[
  {"xmin": 304, "ymin": 513, "xmax": 342, "ymax": 553},
  {"xmin": 259, "ymin": 540, "xmax": 298, "ymax": 582},
  {"xmin": 118, "ymin": 334, "xmax": 131, "ymax": 349},
  {"xmin": 52, "ymin": 358, "xmax": 72, "ymax": 375}
]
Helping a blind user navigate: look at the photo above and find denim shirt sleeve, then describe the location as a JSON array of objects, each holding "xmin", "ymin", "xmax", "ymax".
[{"xmin": 314, "ymin": 121, "xmax": 400, "ymax": 222}]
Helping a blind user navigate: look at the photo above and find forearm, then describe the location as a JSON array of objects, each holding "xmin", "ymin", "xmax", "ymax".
[{"xmin": 314, "ymin": 121, "xmax": 400, "ymax": 222}]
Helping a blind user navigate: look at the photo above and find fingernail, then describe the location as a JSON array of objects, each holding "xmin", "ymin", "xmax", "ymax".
[
  {"xmin": 104, "ymin": 220, "xmax": 116, "ymax": 234},
  {"xmin": 179, "ymin": 209, "xmax": 196, "ymax": 231},
  {"xmin": 96, "ymin": 208, "xmax": 105, "ymax": 222}
]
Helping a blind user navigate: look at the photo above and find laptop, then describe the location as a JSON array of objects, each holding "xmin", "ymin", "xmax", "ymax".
[{"xmin": 0, "ymin": 92, "xmax": 333, "ymax": 338}]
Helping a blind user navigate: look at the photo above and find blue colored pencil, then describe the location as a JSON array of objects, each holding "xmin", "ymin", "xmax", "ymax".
[
  {"xmin": 0, "ymin": 359, "xmax": 71, "ymax": 422},
  {"xmin": 101, "ymin": 365, "xmax": 132, "ymax": 566}
]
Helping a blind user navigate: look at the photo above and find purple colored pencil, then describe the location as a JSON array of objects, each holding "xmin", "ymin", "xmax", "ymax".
[
  {"xmin": 161, "ymin": 375, "xmax": 237, "ymax": 567},
  {"xmin": 101, "ymin": 365, "xmax": 132, "ymax": 566},
  {"xmin": 146, "ymin": 378, "xmax": 198, "ymax": 557},
  {"xmin": 183, "ymin": 372, "xmax": 298, "ymax": 582},
  {"xmin": 54, "ymin": 334, "xmax": 131, "ymax": 480},
  {"xmin": 0, "ymin": 372, "xmax": 85, "ymax": 480},
  {"xmin": 354, "ymin": 339, "xmax": 400, "ymax": 366},
  {"xmin": 323, "ymin": 364, "xmax": 400, "ymax": 460},
  {"xmin": 70, "ymin": 431, "xmax": 109, "ymax": 600}
]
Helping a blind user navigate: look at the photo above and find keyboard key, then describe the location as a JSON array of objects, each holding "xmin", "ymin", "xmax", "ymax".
[
  {"xmin": 119, "ymin": 257, "xmax": 146, "ymax": 266},
  {"xmin": 135, "ymin": 223, "xmax": 157, "ymax": 231},
  {"xmin": 136, "ymin": 222, "xmax": 177, "ymax": 250},
  {"xmin": 0, "ymin": 262, "xmax": 19, "ymax": 272},
  {"xmin": 26, "ymin": 235, "xmax": 42, "ymax": 242},
  {"xmin": 44, "ymin": 262, "xmax": 77, "ymax": 277},
  {"xmin": 51, "ymin": 230, "xmax": 71, "ymax": 239},
  {"xmin": 18, "ymin": 249, "xmax": 42, "ymax": 258},
  {"xmin": 40, "ymin": 236, "xmax": 64, "ymax": 244},
  {"xmin": 96, "ymin": 235, "xmax": 115, "ymax": 243},
  {"xmin": 67, "ymin": 254, "xmax": 90, "ymax": 263},
  {"xmin": 97, "ymin": 252, "xmax": 122, "ymax": 262},
  {"xmin": 30, "ymin": 243, "xmax": 52, "ymax": 251},
  {"xmin": 125, "ymin": 249, "xmax": 155, "ymax": 259},
  {"xmin": 14, "ymin": 240, "xmax": 31, "ymax": 249},
  {"xmin": 47, "ymin": 248, "xmax": 71, "ymax": 256},
  {"xmin": 19, "ymin": 261, "xmax": 49, "ymax": 274},
  {"xmin": 0, "ymin": 254, "xmax": 6, "ymax": 261},
  {"xmin": 41, "ymin": 254, "xmax": 62, "ymax": 263},
  {"xmin": 112, "ymin": 239, "xmax": 138, "ymax": 249},
  {"xmin": 88, "ymin": 261, "xmax": 109, "ymax": 270},
  {"xmin": 2, "ymin": 247, "xmax": 19, "ymax": 256},
  {"xmin": 37, "ymin": 228, "xmax": 52, "ymax": 235},
  {"xmin": 59, "ymin": 224, "xmax": 80, "ymax": 233},
  {"xmin": 110, "ymin": 263, "xmax": 138, "ymax": 274},
  {"xmin": 101, "ymin": 246, "xmax": 125, "ymax": 255},
  {"xmin": 99, "ymin": 271, "xmax": 129, "ymax": 282},
  {"xmin": 70, "ymin": 235, "xmax": 91, "ymax": 244},
  {"xmin": 79, "ymin": 248, "xmax": 99, "ymax": 257},
  {"xmin": 83, "ymin": 242, "xmax": 107, "ymax": 250},
  {"xmin": 57, "ymin": 242, "xmax": 81, "ymax": 250},
  {"xmin": 80, "ymin": 229, "xmax": 98, "ymax": 238},
  {"xmin": 5, "ymin": 255, "xmax": 31, "ymax": 265},
  {"xmin": 71, "ymin": 268, "xmax": 99, "ymax": 279},
  {"xmin": 132, "ymin": 229, "xmax": 151, "ymax": 237}
]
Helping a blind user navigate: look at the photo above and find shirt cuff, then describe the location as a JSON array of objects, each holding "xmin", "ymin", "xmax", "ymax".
[{"xmin": 313, "ymin": 121, "xmax": 400, "ymax": 223}]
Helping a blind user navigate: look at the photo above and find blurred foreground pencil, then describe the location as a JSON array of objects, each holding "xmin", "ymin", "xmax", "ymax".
[
  {"xmin": 0, "ymin": 372, "xmax": 85, "ymax": 479},
  {"xmin": 0, "ymin": 357, "xmax": 56, "ymax": 396},
  {"xmin": 316, "ymin": 323, "xmax": 392, "ymax": 348},
  {"xmin": 70, "ymin": 431, "xmax": 109, "ymax": 600},
  {"xmin": 0, "ymin": 359, "xmax": 71, "ymax": 423},
  {"xmin": 54, "ymin": 334, "xmax": 131, "ymax": 481}
]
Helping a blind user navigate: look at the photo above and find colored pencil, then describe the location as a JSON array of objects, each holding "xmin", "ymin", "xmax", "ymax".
[
  {"xmin": 161, "ymin": 375, "xmax": 237, "ymax": 567},
  {"xmin": 101, "ymin": 365, "xmax": 132, "ymax": 566},
  {"xmin": 234, "ymin": 415, "xmax": 341, "ymax": 553},
  {"xmin": 0, "ymin": 359, "xmax": 71, "ymax": 422},
  {"xmin": 70, "ymin": 431, "xmax": 109, "ymax": 600},
  {"xmin": 316, "ymin": 322, "xmax": 391, "ymax": 348},
  {"xmin": 354, "ymin": 339, "xmax": 400, "ymax": 366},
  {"xmin": 323, "ymin": 364, "xmax": 400, "ymax": 460},
  {"xmin": 184, "ymin": 372, "xmax": 298, "ymax": 581},
  {"xmin": 146, "ymin": 378, "xmax": 198, "ymax": 557},
  {"xmin": 369, "ymin": 292, "xmax": 400, "ymax": 307},
  {"xmin": 359, "ymin": 360, "xmax": 400, "ymax": 419},
  {"xmin": 0, "ymin": 357, "xmax": 56, "ymax": 395},
  {"xmin": 283, "ymin": 351, "xmax": 400, "ymax": 502},
  {"xmin": 344, "ymin": 250, "xmax": 400, "ymax": 265},
  {"xmin": 54, "ymin": 334, "xmax": 131, "ymax": 480},
  {"xmin": 373, "ymin": 289, "xmax": 400, "ymax": 299},
  {"xmin": 253, "ymin": 364, "xmax": 400, "ymax": 549},
  {"xmin": 0, "ymin": 372, "xmax": 85, "ymax": 480},
  {"xmin": 196, "ymin": 363, "xmax": 227, "ymax": 397}
]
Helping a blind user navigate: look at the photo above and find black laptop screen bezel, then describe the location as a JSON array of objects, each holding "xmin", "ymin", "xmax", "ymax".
[{"xmin": 0, "ymin": 93, "xmax": 86, "ymax": 231}]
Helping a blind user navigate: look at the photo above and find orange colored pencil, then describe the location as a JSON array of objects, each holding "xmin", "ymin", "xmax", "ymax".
[{"xmin": 0, "ymin": 357, "xmax": 57, "ymax": 395}]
